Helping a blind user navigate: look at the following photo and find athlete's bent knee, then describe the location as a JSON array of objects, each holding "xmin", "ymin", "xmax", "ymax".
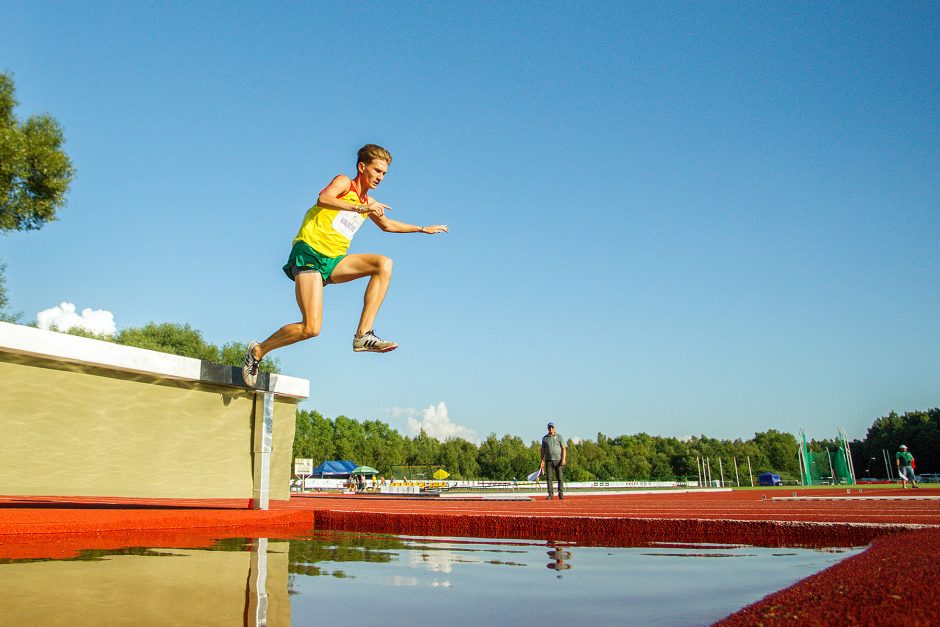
[
  {"xmin": 299, "ymin": 325, "xmax": 320, "ymax": 340},
  {"xmin": 377, "ymin": 256, "xmax": 393, "ymax": 277}
]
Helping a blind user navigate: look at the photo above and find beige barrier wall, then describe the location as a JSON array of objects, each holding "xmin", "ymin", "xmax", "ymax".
[
  {"xmin": 0, "ymin": 323, "xmax": 308, "ymax": 502},
  {"xmin": 0, "ymin": 541, "xmax": 291, "ymax": 626}
]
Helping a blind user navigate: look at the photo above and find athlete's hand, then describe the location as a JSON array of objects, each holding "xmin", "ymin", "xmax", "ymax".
[
  {"xmin": 363, "ymin": 202, "xmax": 390, "ymax": 218},
  {"xmin": 422, "ymin": 224, "xmax": 448, "ymax": 234}
]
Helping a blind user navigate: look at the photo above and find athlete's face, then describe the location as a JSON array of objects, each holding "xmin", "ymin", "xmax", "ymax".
[{"xmin": 359, "ymin": 159, "xmax": 389, "ymax": 190}]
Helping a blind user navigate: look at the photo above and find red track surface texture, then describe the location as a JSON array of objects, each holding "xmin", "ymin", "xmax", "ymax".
[{"xmin": 2, "ymin": 488, "xmax": 938, "ymax": 623}]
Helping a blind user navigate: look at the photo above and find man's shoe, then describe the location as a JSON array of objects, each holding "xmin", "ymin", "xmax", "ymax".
[
  {"xmin": 559, "ymin": 494, "xmax": 564, "ymax": 499},
  {"xmin": 242, "ymin": 341, "xmax": 261, "ymax": 387},
  {"xmin": 353, "ymin": 330, "xmax": 398, "ymax": 353},
  {"xmin": 546, "ymin": 495, "xmax": 553, "ymax": 500}
]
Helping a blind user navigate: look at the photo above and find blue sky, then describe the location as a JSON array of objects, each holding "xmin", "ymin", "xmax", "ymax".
[{"xmin": 2, "ymin": 1, "xmax": 937, "ymax": 443}]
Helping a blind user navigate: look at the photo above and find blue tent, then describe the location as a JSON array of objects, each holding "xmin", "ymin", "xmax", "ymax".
[
  {"xmin": 312, "ymin": 460, "xmax": 358, "ymax": 477},
  {"xmin": 758, "ymin": 472, "xmax": 782, "ymax": 486}
]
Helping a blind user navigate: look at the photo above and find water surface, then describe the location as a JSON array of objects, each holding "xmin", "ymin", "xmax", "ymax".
[{"xmin": 0, "ymin": 531, "xmax": 861, "ymax": 626}]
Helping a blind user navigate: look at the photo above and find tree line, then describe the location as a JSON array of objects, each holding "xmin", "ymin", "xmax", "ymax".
[
  {"xmin": 292, "ymin": 407, "xmax": 939, "ymax": 482},
  {"xmin": 849, "ymin": 408, "xmax": 939, "ymax": 479},
  {"xmin": 292, "ymin": 408, "xmax": 803, "ymax": 482}
]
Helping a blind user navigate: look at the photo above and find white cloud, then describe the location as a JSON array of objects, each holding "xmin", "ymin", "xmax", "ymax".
[
  {"xmin": 394, "ymin": 402, "xmax": 479, "ymax": 444},
  {"xmin": 409, "ymin": 549, "xmax": 455, "ymax": 574},
  {"xmin": 37, "ymin": 302, "xmax": 116, "ymax": 336}
]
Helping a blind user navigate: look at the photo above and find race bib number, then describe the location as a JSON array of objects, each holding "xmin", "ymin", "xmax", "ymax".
[{"xmin": 332, "ymin": 211, "xmax": 365, "ymax": 241}]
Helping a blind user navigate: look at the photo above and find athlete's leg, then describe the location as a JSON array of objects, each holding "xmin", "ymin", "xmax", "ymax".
[
  {"xmin": 330, "ymin": 253, "xmax": 393, "ymax": 335},
  {"xmin": 253, "ymin": 271, "xmax": 324, "ymax": 360}
]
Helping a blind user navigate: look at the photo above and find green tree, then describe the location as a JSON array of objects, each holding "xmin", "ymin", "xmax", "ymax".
[
  {"xmin": 808, "ymin": 437, "xmax": 840, "ymax": 453},
  {"xmin": 219, "ymin": 340, "xmax": 279, "ymax": 373},
  {"xmin": 0, "ymin": 73, "xmax": 75, "ymax": 232},
  {"xmin": 0, "ymin": 262, "xmax": 21, "ymax": 322},
  {"xmin": 502, "ymin": 434, "xmax": 538, "ymax": 480},
  {"xmin": 859, "ymin": 409, "xmax": 940, "ymax": 477},
  {"xmin": 753, "ymin": 429, "xmax": 800, "ymax": 477},
  {"xmin": 116, "ymin": 322, "xmax": 219, "ymax": 361},
  {"xmin": 362, "ymin": 419, "xmax": 405, "ymax": 473},
  {"xmin": 65, "ymin": 321, "xmax": 279, "ymax": 372},
  {"xmin": 563, "ymin": 463, "xmax": 593, "ymax": 482},
  {"xmin": 332, "ymin": 416, "xmax": 366, "ymax": 462},
  {"xmin": 473, "ymin": 434, "xmax": 537, "ymax": 480},
  {"xmin": 439, "ymin": 437, "xmax": 480, "ymax": 479},
  {"xmin": 407, "ymin": 429, "xmax": 442, "ymax": 466},
  {"xmin": 725, "ymin": 439, "xmax": 765, "ymax": 485},
  {"xmin": 293, "ymin": 410, "xmax": 335, "ymax": 462},
  {"xmin": 477, "ymin": 433, "xmax": 512, "ymax": 479},
  {"xmin": 570, "ymin": 437, "xmax": 607, "ymax": 479}
]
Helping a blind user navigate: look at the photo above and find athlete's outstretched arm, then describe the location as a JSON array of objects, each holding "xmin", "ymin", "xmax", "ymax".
[{"xmin": 369, "ymin": 212, "xmax": 447, "ymax": 234}]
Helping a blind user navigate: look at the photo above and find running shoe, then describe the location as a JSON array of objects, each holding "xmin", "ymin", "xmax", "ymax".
[
  {"xmin": 353, "ymin": 330, "xmax": 398, "ymax": 353},
  {"xmin": 242, "ymin": 341, "xmax": 261, "ymax": 386}
]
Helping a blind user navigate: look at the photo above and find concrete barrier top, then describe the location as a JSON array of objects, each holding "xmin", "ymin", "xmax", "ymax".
[{"xmin": 0, "ymin": 321, "xmax": 309, "ymax": 399}]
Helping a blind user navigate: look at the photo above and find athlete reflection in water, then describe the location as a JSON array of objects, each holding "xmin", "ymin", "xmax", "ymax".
[{"xmin": 546, "ymin": 543, "xmax": 573, "ymax": 576}]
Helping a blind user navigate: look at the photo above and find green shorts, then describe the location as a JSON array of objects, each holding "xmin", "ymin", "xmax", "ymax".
[{"xmin": 282, "ymin": 240, "xmax": 346, "ymax": 285}]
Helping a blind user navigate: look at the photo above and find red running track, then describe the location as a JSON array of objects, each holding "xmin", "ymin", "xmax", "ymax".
[{"xmin": 2, "ymin": 488, "xmax": 938, "ymax": 622}]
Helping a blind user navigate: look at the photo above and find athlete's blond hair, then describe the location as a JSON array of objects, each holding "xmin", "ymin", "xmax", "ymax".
[{"xmin": 357, "ymin": 144, "xmax": 392, "ymax": 167}]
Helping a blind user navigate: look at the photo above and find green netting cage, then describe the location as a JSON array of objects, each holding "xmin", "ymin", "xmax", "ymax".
[{"xmin": 798, "ymin": 428, "xmax": 856, "ymax": 486}]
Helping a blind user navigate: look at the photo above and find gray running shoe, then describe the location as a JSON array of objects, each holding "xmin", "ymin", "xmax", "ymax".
[
  {"xmin": 242, "ymin": 341, "xmax": 261, "ymax": 386},
  {"xmin": 353, "ymin": 330, "xmax": 398, "ymax": 353}
]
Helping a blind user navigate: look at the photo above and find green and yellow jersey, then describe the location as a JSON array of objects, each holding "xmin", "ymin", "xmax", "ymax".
[{"xmin": 293, "ymin": 181, "xmax": 369, "ymax": 258}]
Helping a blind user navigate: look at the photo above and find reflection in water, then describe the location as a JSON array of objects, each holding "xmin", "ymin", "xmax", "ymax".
[
  {"xmin": 247, "ymin": 538, "xmax": 270, "ymax": 626},
  {"xmin": 0, "ymin": 531, "xmax": 862, "ymax": 626},
  {"xmin": 285, "ymin": 532, "xmax": 532, "ymax": 590},
  {"xmin": 0, "ymin": 537, "xmax": 289, "ymax": 626},
  {"xmin": 547, "ymin": 544, "xmax": 573, "ymax": 574},
  {"xmin": 287, "ymin": 530, "xmax": 400, "ymax": 579},
  {"xmin": 284, "ymin": 533, "xmax": 860, "ymax": 625}
]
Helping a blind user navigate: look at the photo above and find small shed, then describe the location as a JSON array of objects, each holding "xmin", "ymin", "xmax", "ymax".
[{"xmin": 758, "ymin": 472, "xmax": 782, "ymax": 486}]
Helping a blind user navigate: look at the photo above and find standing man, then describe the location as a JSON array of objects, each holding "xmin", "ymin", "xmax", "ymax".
[
  {"xmin": 242, "ymin": 144, "xmax": 448, "ymax": 386},
  {"xmin": 896, "ymin": 444, "xmax": 920, "ymax": 489},
  {"xmin": 540, "ymin": 422, "xmax": 567, "ymax": 500}
]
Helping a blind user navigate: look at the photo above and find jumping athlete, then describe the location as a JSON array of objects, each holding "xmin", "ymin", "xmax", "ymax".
[{"xmin": 242, "ymin": 144, "xmax": 448, "ymax": 386}]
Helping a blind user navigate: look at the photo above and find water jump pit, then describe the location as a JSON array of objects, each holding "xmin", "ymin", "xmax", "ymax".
[{"xmin": 1, "ymin": 488, "xmax": 938, "ymax": 624}]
